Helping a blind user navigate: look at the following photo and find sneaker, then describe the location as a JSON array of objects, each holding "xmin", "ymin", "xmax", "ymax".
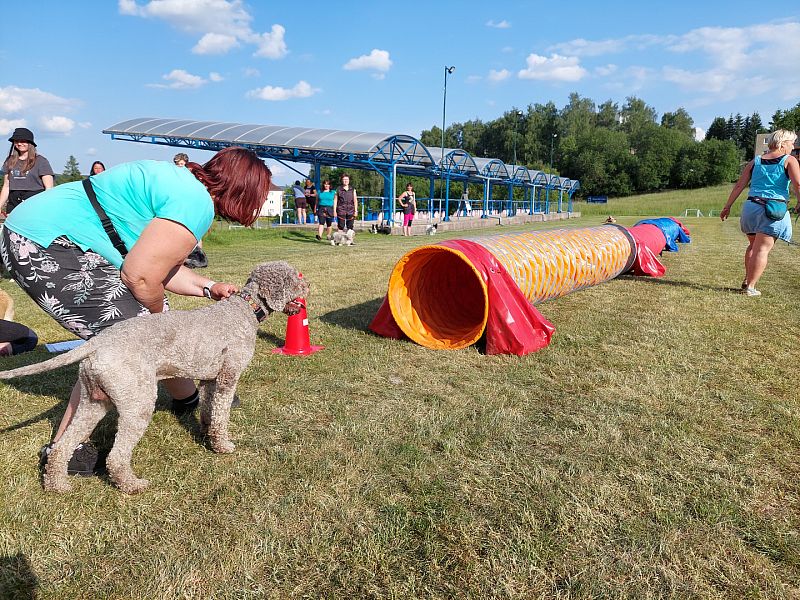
[
  {"xmin": 170, "ymin": 389, "xmax": 199, "ymax": 415},
  {"xmin": 743, "ymin": 287, "xmax": 761, "ymax": 297},
  {"xmin": 741, "ymin": 280, "xmax": 748, "ymax": 290},
  {"xmin": 39, "ymin": 441, "xmax": 98, "ymax": 476},
  {"xmin": 315, "ymin": 234, "xmax": 321, "ymax": 241}
]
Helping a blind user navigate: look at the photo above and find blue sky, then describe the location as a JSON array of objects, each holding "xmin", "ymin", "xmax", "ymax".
[{"xmin": 2, "ymin": 1, "xmax": 798, "ymax": 184}]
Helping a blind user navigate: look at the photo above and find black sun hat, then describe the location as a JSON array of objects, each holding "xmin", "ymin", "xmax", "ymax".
[{"xmin": 8, "ymin": 127, "xmax": 36, "ymax": 146}]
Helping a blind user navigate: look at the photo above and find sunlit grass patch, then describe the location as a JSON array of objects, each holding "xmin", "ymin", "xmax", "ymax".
[{"xmin": 1, "ymin": 197, "xmax": 799, "ymax": 598}]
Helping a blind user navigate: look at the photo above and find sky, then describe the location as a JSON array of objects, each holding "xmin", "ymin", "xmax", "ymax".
[{"xmin": 1, "ymin": 0, "xmax": 799, "ymax": 185}]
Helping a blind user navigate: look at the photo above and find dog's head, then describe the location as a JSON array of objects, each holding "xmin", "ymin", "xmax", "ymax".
[{"xmin": 244, "ymin": 261, "xmax": 309, "ymax": 316}]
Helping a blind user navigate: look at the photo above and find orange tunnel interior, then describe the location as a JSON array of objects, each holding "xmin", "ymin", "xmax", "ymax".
[{"xmin": 388, "ymin": 245, "xmax": 489, "ymax": 350}]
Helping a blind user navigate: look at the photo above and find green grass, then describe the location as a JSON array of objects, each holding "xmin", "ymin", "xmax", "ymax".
[
  {"xmin": 574, "ymin": 184, "xmax": 736, "ymax": 217},
  {"xmin": 2, "ymin": 194, "xmax": 800, "ymax": 598}
]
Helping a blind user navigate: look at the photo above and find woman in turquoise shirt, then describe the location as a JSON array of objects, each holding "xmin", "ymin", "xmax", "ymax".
[
  {"xmin": 315, "ymin": 179, "xmax": 337, "ymax": 241},
  {"xmin": 0, "ymin": 147, "xmax": 272, "ymax": 474},
  {"xmin": 721, "ymin": 129, "xmax": 800, "ymax": 296}
]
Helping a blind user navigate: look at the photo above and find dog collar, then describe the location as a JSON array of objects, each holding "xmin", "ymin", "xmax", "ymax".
[{"xmin": 238, "ymin": 291, "xmax": 267, "ymax": 322}]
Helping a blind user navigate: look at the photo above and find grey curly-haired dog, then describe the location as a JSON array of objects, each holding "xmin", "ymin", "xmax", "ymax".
[{"xmin": 0, "ymin": 261, "xmax": 308, "ymax": 494}]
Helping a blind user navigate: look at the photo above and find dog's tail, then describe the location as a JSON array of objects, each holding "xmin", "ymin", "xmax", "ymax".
[{"xmin": 0, "ymin": 338, "xmax": 98, "ymax": 379}]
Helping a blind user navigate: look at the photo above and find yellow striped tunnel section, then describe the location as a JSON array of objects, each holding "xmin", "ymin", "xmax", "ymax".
[
  {"xmin": 471, "ymin": 226, "xmax": 633, "ymax": 304},
  {"xmin": 387, "ymin": 226, "xmax": 634, "ymax": 350}
]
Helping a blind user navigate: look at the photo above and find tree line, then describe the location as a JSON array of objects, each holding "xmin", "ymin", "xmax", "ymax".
[{"xmin": 418, "ymin": 96, "xmax": 800, "ymax": 198}]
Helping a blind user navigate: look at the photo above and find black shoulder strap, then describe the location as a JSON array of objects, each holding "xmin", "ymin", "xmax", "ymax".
[{"xmin": 82, "ymin": 178, "xmax": 128, "ymax": 257}]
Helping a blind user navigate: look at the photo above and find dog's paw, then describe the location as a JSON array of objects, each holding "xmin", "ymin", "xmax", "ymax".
[
  {"xmin": 118, "ymin": 477, "xmax": 150, "ymax": 495},
  {"xmin": 211, "ymin": 439, "xmax": 235, "ymax": 453},
  {"xmin": 43, "ymin": 475, "xmax": 72, "ymax": 493}
]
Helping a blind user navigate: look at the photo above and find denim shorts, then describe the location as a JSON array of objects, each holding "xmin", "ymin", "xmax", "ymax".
[{"xmin": 740, "ymin": 199, "xmax": 792, "ymax": 242}]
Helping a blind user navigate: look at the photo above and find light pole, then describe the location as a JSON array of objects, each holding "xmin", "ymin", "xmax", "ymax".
[
  {"xmin": 549, "ymin": 132, "xmax": 558, "ymax": 174},
  {"xmin": 512, "ymin": 110, "xmax": 523, "ymax": 166},
  {"xmin": 441, "ymin": 65, "xmax": 455, "ymax": 220}
]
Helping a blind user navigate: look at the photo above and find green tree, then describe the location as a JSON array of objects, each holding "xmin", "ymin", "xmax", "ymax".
[
  {"xmin": 59, "ymin": 155, "xmax": 82, "ymax": 184},
  {"xmin": 632, "ymin": 124, "xmax": 692, "ymax": 192},
  {"xmin": 660, "ymin": 107, "xmax": 695, "ymax": 137},
  {"xmin": 770, "ymin": 102, "xmax": 800, "ymax": 130},
  {"xmin": 620, "ymin": 96, "xmax": 657, "ymax": 139},
  {"xmin": 705, "ymin": 117, "xmax": 728, "ymax": 141},
  {"xmin": 596, "ymin": 100, "xmax": 619, "ymax": 130},
  {"xmin": 560, "ymin": 128, "xmax": 635, "ymax": 196}
]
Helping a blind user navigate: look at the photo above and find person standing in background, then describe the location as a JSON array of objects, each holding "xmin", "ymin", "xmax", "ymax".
[
  {"xmin": 398, "ymin": 183, "xmax": 417, "ymax": 236},
  {"xmin": 292, "ymin": 180, "xmax": 307, "ymax": 225},
  {"xmin": 304, "ymin": 178, "xmax": 317, "ymax": 224},
  {"xmin": 315, "ymin": 179, "xmax": 337, "ymax": 241},
  {"xmin": 88, "ymin": 161, "xmax": 106, "ymax": 177},
  {"xmin": 0, "ymin": 128, "xmax": 54, "ymax": 215},
  {"xmin": 173, "ymin": 153, "xmax": 189, "ymax": 167},
  {"xmin": 335, "ymin": 173, "xmax": 358, "ymax": 232}
]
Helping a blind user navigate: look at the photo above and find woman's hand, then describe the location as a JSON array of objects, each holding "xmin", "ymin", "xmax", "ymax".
[
  {"xmin": 209, "ymin": 282, "xmax": 238, "ymax": 300},
  {"xmin": 720, "ymin": 206, "xmax": 731, "ymax": 221}
]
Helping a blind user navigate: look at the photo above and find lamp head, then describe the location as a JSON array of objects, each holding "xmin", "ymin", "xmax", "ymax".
[{"xmin": 446, "ymin": 66, "xmax": 455, "ymax": 74}]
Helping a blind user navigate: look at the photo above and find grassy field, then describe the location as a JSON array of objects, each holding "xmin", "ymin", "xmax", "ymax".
[
  {"xmin": 1, "ymin": 197, "xmax": 800, "ymax": 598},
  {"xmin": 573, "ymin": 184, "xmax": 735, "ymax": 218}
]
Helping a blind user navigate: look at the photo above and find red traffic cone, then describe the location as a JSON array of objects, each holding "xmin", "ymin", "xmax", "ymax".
[{"xmin": 272, "ymin": 296, "xmax": 324, "ymax": 356}]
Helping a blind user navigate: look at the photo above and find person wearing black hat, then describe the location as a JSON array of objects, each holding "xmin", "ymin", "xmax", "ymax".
[{"xmin": 0, "ymin": 127, "xmax": 54, "ymax": 215}]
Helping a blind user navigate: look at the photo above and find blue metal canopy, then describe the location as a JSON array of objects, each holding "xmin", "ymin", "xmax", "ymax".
[{"xmin": 103, "ymin": 117, "xmax": 580, "ymax": 221}]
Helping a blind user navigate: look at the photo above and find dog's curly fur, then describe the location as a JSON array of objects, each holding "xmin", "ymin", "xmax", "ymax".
[
  {"xmin": 0, "ymin": 261, "xmax": 308, "ymax": 494},
  {"xmin": 331, "ymin": 229, "xmax": 355, "ymax": 246}
]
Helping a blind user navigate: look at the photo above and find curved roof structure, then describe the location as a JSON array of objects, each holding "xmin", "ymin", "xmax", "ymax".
[{"xmin": 103, "ymin": 117, "xmax": 577, "ymax": 193}]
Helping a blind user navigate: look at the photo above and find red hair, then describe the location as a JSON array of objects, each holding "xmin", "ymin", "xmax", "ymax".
[{"xmin": 187, "ymin": 147, "xmax": 271, "ymax": 227}]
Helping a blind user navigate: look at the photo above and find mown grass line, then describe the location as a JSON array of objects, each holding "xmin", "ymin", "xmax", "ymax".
[{"xmin": 1, "ymin": 198, "xmax": 799, "ymax": 598}]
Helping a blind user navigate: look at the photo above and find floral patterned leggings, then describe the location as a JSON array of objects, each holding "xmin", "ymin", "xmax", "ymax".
[{"xmin": 0, "ymin": 227, "xmax": 153, "ymax": 340}]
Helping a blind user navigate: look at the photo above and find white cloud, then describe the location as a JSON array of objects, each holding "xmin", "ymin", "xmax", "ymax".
[
  {"xmin": 252, "ymin": 24, "xmax": 287, "ymax": 59},
  {"xmin": 488, "ymin": 68, "xmax": 510, "ymax": 82},
  {"xmin": 246, "ymin": 80, "xmax": 320, "ymax": 101},
  {"xmin": 486, "ymin": 19, "xmax": 511, "ymax": 29},
  {"xmin": 0, "ymin": 86, "xmax": 76, "ymax": 114},
  {"xmin": 120, "ymin": 0, "xmax": 288, "ymax": 59},
  {"xmin": 86, "ymin": 147, "xmax": 98, "ymax": 157},
  {"xmin": 193, "ymin": 32, "xmax": 239, "ymax": 54},
  {"xmin": 40, "ymin": 116, "xmax": 75, "ymax": 134},
  {"xmin": 0, "ymin": 118, "xmax": 26, "ymax": 137},
  {"xmin": 693, "ymin": 127, "xmax": 705, "ymax": 142},
  {"xmin": 79, "ymin": 122, "xmax": 93, "ymax": 129},
  {"xmin": 501, "ymin": 46, "xmax": 513, "ymax": 53},
  {"xmin": 147, "ymin": 69, "xmax": 223, "ymax": 89},
  {"xmin": 518, "ymin": 54, "xmax": 587, "ymax": 82},
  {"xmin": 548, "ymin": 34, "xmax": 667, "ymax": 57},
  {"xmin": 465, "ymin": 75, "xmax": 482, "ymax": 84},
  {"xmin": 343, "ymin": 49, "xmax": 392, "ymax": 74},
  {"xmin": 594, "ymin": 64, "xmax": 618, "ymax": 77},
  {"xmin": 242, "ymin": 67, "xmax": 260, "ymax": 78}
]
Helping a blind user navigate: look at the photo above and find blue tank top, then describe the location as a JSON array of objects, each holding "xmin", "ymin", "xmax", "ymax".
[{"xmin": 750, "ymin": 155, "xmax": 790, "ymax": 200}]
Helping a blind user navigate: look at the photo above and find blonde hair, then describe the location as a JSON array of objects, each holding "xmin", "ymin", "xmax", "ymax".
[{"xmin": 767, "ymin": 129, "xmax": 797, "ymax": 151}]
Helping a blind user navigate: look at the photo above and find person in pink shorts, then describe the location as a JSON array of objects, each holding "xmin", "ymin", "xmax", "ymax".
[{"xmin": 398, "ymin": 183, "xmax": 417, "ymax": 236}]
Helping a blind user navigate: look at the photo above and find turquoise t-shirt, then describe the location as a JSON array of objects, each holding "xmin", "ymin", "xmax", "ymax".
[
  {"xmin": 5, "ymin": 161, "xmax": 214, "ymax": 268},
  {"xmin": 318, "ymin": 190, "xmax": 335, "ymax": 207}
]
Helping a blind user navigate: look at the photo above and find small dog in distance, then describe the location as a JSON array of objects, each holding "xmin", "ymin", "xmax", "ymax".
[
  {"xmin": 425, "ymin": 223, "xmax": 439, "ymax": 235},
  {"xmin": 331, "ymin": 229, "xmax": 355, "ymax": 246}
]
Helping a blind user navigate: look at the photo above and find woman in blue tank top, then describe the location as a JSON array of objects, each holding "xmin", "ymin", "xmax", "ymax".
[{"xmin": 720, "ymin": 129, "xmax": 800, "ymax": 296}]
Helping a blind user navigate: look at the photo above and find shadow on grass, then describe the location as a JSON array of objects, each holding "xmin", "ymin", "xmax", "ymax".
[
  {"xmin": 281, "ymin": 230, "xmax": 318, "ymax": 244},
  {"xmin": 319, "ymin": 297, "xmax": 385, "ymax": 332},
  {"xmin": 0, "ymin": 553, "xmax": 38, "ymax": 600},
  {"xmin": 619, "ymin": 274, "xmax": 739, "ymax": 294}
]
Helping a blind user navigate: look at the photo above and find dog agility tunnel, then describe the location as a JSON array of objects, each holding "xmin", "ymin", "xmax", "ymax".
[{"xmin": 370, "ymin": 219, "xmax": 690, "ymax": 355}]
